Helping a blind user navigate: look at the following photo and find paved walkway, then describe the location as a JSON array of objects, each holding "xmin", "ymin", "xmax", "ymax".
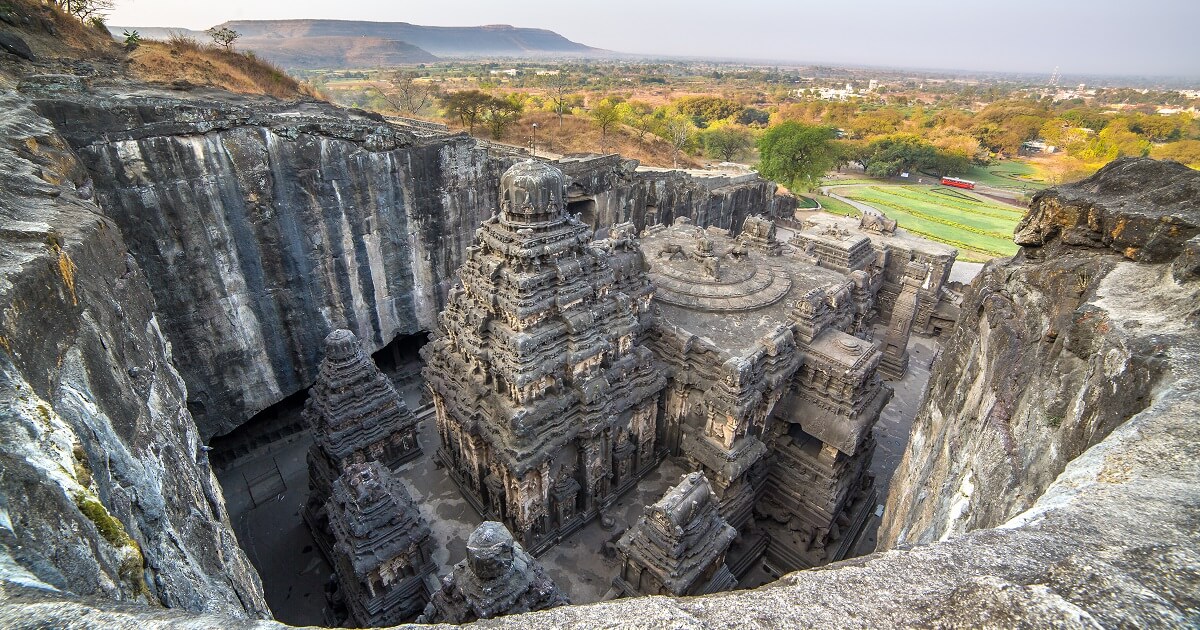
[{"xmin": 819, "ymin": 187, "xmax": 885, "ymax": 218}]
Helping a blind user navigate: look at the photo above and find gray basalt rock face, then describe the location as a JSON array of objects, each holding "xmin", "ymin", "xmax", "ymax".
[
  {"xmin": 556, "ymin": 154, "xmax": 793, "ymax": 235},
  {"xmin": 26, "ymin": 85, "xmax": 506, "ymax": 440},
  {"xmin": 0, "ymin": 84, "xmax": 268, "ymax": 617},
  {"xmin": 881, "ymin": 157, "xmax": 1200, "ymax": 546}
]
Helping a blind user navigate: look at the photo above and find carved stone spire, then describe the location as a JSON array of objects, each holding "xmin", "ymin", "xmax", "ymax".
[
  {"xmin": 304, "ymin": 329, "xmax": 421, "ymax": 556},
  {"xmin": 613, "ymin": 472, "xmax": 737, "ymax": 597},
  {"xmin": 422, "ymin": 160, "xmax": 664, "ymax": 553},
  {"xmin": 326, "ymin": 462, "xmax": 436, "ymax": 626},
  {"xmin": 418, "ymin": 521, "xmax": 568, "ymax": 623}
]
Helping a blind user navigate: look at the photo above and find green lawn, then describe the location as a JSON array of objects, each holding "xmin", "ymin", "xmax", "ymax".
[
  {"xmin": 814, "ymin": 194, "xmax": 860, "ymax": 217},
  {"xmin": 955, "ymin": 160, "xmax": 1049, "ymax": 191},
  {"xmin": 838, "ymin": 184, "xmax": 1021, "ymax": 258}
]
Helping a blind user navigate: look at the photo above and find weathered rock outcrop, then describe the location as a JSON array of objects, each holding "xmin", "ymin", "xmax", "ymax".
[
  {"xmin": 25, "ymin": 85, "xmax": 506, "ymax": 438},
  {"xmin": 881, "ymin": 157, "xmax": 1199, "ymax": 544},
  {"xmin": 0, "ymin": 82, "xmax": 268, "ymax": 617},
  {"xmin": 557, "ymin": 154, "xmax": 793, "ymax": 234}
]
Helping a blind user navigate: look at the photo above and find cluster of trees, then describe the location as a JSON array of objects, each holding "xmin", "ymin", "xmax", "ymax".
[
  {"xmin": 424, "ymin": 83, "xmax": 768, "ymax": 165},
  {"xmin": 1039, "ymin": 110, "xmax": 1198, "ymax": 167},
  {"xmin": 337, "ymin": 65, "xmax": 1199, "ymax": 174},
  {"xmin": 779, "ymin": 98, "xmax": 1200, "ymax": 169},
  {"xmin": 755, "ymin": 125, "xmax": 969, "ymax": 191},
  {"xmin": 440, "ymin": 90, "xmax": 522, "ymax": 139}
]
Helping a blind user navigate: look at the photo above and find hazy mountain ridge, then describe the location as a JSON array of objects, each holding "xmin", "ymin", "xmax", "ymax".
[
  {"xmin": 109, "ymin": 19, "xmax": 600, "ymax": 68},
  {"xmin": 215, "ymin": 19, "xmax": 600, "ymax": 56}
]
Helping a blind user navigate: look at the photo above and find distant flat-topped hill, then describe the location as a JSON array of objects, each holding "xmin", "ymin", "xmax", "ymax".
[
  {"xmin": 241, "ymin": 35, "xmax": 438, "ymax": 68},
  {"xmin": 218, "ymin": 19, "xmax": 600, "ymax": 57},
  {"xmin": 110, "ymin": 19, "xmax": 602, "ymax": 68}
]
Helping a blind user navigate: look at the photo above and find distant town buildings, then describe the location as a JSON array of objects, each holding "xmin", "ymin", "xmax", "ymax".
[{"xmin": 798, "ymin": 81, "xmax": 879, "ymax": 101}]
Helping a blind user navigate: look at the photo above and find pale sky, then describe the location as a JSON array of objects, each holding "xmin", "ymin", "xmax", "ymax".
[{"xmin": 108, "ymin": 0, "xmax": 1200, "ymax": 77}]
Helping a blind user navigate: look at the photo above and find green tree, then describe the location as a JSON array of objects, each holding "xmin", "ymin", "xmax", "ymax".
[
  {"xmin": 854, "ymin": 134, "xmax": 968, "ymax": 178},
  {"xmin": 1129, "ymin": 113, "xmax": 1188, "ymax": 142},
  {"xmin": 590, "ymin": 98, "xmax": 623, "ymax": 145},
  {"xmin": 1150, "ymin": 139, "xmax": 1200, "ymax": 168},
  {"xmin": 737, "ymin": 107, "xmax": 770, "ymax": 127},
  {"xmin": 482, "ymin": 98, "xmax": 522, "ymax": 140},
  {"xmin": 615, "ymin": 100, "xmax": 661, "ymax": 140},
  {"xmin": 441, "ymin": 90, "xmax": 493, "ymax": 133},
  {"xmin": 674, "ymin": 95, "xmax": 743, "ymax": 128},
  {"xmin": 700, "ymin": 125, "xmax": 754, "ymax": 162},
  {"xmin": 208, "ymin": 26, "xmax": 240, "ymax": 51},
  {"xmin": 756, "ymin": 122, "xmax": 838, "ymax": 191}
]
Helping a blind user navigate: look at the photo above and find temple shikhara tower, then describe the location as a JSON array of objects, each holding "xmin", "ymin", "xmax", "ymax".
[
  {"xmin": 613, "ymin": 473, "xmax": 737, "ymax": 597},
  {"xmin": 304, "ymin": 329, "xmax": 421, "ymax": 553},
  {"xmin": 325, "ymin": 462, "xmax": 437, "ymax": 627},
  {"xmin": 422, "ymin": 161, "xmax": 665, "ymax": 553}
]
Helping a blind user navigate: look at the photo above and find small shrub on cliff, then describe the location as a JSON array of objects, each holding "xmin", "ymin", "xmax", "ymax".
[
  {"xmin": 208, "ymin": 26, "xmax": 240, "ymax": 51},
  {"xmin": 122, "ymin": 29, "xmax": 141, "ymax": 50}
]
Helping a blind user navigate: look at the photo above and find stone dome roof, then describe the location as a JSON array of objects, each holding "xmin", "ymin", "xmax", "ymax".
[
  {"xmin": 323, "ymin": 328, "xmax": 362, "ymax": 362},
  {"xmin": 499, "ymin": 160, "xmax": 567, "ymax": 226}
]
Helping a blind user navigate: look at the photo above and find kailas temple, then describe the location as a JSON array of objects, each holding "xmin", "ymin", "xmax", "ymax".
[{"xmin": 2, "ymin": 7, "xmax": 1196, "ymax": 626}]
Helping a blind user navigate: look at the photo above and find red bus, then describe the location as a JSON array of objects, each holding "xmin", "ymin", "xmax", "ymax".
[{"xmin": 940, "ymin": 176, "xmax": 976, "ymax": 190}]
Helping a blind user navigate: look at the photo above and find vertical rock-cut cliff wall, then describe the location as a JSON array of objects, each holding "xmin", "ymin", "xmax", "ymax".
[
  {"xmin": 556, "ymin": 154, "xmax": 792, "ymax": 234},
  {"xmin": 880, "ymin": 158, "xmax": 1200, "ymax": 546},
  {"xmin": 0, "ymin": 84, "xmax": 268, "ymax": 617},
  {"xmin": 31, "ymin": 88, "xmax": 507, "ymax": 438}
]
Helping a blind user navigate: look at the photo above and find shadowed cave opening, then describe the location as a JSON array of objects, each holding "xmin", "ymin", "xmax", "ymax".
[{"xmin": 568, "ymin": 197, "xmax": 597, "ymax": 230}]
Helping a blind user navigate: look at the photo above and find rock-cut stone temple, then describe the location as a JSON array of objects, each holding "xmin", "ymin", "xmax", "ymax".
[
  {"xmin": 325, "ymin": 461, "xmax": 437, "ymax": 627},
  {"xmin": 422, "ymin": 160, "xmax": 665, "ymax": 554},
  {"xmin": 304, "ymin": 329, "xmax": 422, "ymax": 556}
]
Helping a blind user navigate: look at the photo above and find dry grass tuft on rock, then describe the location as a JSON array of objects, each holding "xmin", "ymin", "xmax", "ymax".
[
  {"xmin": 130, "ymin": 35, "xmax": 318, "ymax": 100},
  {"xmin": 0, "ymin": 0, "xmax": 121, "ymax": 61}
]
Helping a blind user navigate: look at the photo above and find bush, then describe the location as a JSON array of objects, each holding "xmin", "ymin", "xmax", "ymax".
[{"xmin": 122, "ymin": 29, "xmax": 141, "ymax": 49}]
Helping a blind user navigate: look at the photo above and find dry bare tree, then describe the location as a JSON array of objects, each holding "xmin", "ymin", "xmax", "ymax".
[{"xmin": 373, "ymin": 71, "xmax": 436, "ymax": 116}]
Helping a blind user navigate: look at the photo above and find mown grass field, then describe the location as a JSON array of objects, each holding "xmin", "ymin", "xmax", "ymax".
[
  {"xmin": 813, "ymin": 194, "xmax": 860, "ymax": 217},
  {"xmin": 957, "ymin": 160, "xmax": 1049, "ymax": 191},
  {"xmin": 836, "ymin": 184, "xmax": 1024, "ymax": 259}
]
